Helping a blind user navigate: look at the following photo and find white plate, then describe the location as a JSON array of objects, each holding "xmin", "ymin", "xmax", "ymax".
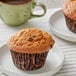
[
  {"xmin": 0, "ymin": 44, "xmax": 64, "ymax": 76},
  {"xmin": 49, "ymin": 9, "xmax": 76, "ymax": 42}
]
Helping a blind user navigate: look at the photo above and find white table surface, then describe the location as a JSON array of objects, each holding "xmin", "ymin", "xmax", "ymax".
[
  {"xmin": 37, "ymin": 0, "xmax": 66, "ymax": 8},
  {"xmin": 0, "ymin": 8, "xmax": 76, "ymax": 76}
]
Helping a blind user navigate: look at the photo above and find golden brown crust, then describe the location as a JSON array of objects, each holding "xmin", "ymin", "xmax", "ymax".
[
  {"xmin": 7, "ymin": 28, "xmax": 55, "ymax": 53},
  {"xmin": 63, "ymin": 0, "xmax": 76, "ymax": 20}
]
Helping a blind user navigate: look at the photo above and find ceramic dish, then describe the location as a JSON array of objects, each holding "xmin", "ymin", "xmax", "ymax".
[
  {"xmin": 49, "ymin": 9, "xmax": 76, "ymax": 42},
  {"xmin": 0, "ymin": 44, "xmax": 64, "ymax": 76}
]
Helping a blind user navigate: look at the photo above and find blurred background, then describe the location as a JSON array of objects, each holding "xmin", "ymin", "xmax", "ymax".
[{"xmin": 37, "ymin": 0, "xmax": 66, "ymax": 8}]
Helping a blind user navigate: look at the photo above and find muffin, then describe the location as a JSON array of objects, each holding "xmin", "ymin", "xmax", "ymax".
[
  {"xmin": 63, "ymin": 0, "xmax": 76, "ymax": 33},
  {"xmin": 7, "ymin": 28, "xmax": 55, "ymax": 70}
]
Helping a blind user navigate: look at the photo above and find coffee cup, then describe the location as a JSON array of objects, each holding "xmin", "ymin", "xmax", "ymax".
[{"xmin": 0, "ymin": 0, "xmax": 46, "ymax": 26}]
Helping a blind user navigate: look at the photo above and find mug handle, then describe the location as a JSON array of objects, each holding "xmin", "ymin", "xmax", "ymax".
[{"xmin": 31, "ymin": 2, "xmax": 46, "ymax": 18}]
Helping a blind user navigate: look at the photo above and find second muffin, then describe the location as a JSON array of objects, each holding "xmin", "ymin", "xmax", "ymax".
[
  {"xmin": 7, "ymin": 28, "xmax": 55, "ymax": 70},
  {"xmin": 63, "ymin": 0, "xmax": 76, "ymax": 33}
]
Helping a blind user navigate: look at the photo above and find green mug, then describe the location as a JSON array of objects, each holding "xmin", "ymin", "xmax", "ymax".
[{"xmin": 0, "ymin": 0, "xmax": 46, "ymax": 26}]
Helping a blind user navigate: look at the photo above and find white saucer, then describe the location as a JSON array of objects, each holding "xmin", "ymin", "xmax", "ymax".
[
  {"xmin": 49, "ymin": 9, "xmax": 76, "ymax": 42},
  {"xmin": 0, "ymin": 44, "xmax": 64, "ymax": 76}
]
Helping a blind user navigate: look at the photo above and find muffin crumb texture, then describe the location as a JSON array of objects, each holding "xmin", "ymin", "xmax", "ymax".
[
  {"xmin": 63, "ymin": 0, "xmax": 76, "ymax": 20},
  {"xmin": 8, "ymin": 28, "xmax": 55, "ymax": 53}
]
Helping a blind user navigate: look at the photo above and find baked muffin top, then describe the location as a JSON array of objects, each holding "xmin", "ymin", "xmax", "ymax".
[
  {"xmin": 7, "ymin": 28, "xmax": 55, "ymax": 53},
  {"xmin": 63, "ymin": 0, "xmax": 76, "ymax": 20}
]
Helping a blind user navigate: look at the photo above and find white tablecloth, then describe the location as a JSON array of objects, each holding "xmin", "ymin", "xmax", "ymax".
[{"xmin": 0, "ymin": 8, "xmax": 76, "ymax": 76}]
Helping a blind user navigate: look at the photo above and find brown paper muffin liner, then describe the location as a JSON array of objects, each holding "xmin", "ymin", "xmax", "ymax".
[
  {"xmin": 64, "ymin": 15, "xmax": 76, "ymax": 33},
  {"xmin": 10, "ymin": 50, "xmax": 49, "ymax": 70}
]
